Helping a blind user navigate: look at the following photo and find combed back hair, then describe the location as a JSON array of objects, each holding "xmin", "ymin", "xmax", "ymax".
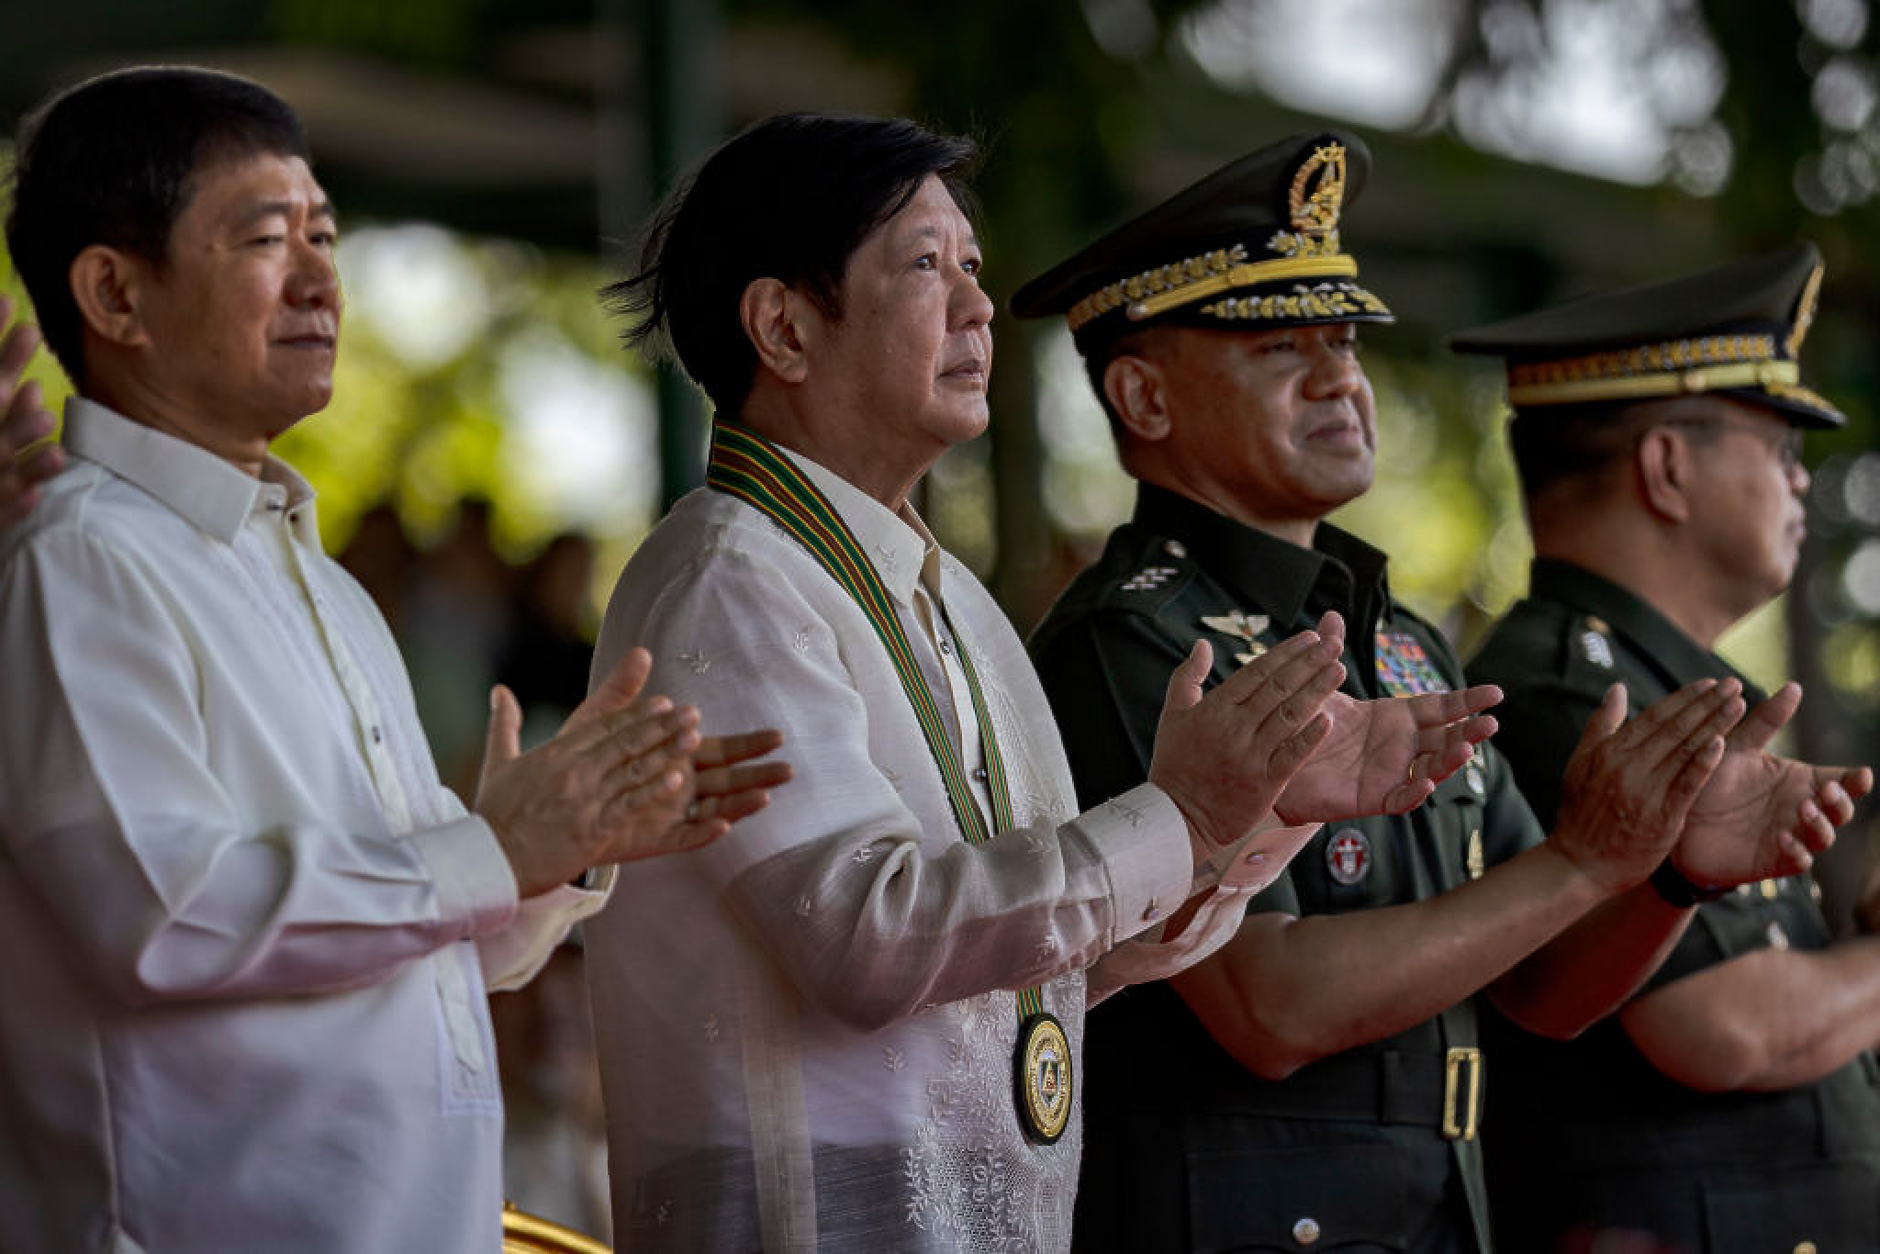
[
  {"xmin": 605, "ymin": 112, "xmax": 980, "ymax": 416},
  {"xmin": 5, "ymin": 65, "xmax": 309, "ymax": 387}
]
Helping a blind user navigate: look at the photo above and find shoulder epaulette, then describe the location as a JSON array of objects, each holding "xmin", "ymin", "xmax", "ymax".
[{"xmin": 1104, "ymin": 536, "xmax": 1197, "ymax": 613}]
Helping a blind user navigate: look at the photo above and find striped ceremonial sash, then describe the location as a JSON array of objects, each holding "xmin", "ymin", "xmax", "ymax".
[{"xmin": 705, "ymin": 422, "xmax": 1046, "ymax": 1033}]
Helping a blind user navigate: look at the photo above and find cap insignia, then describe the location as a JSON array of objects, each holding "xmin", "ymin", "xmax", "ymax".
[
  {"xmin": 1269, "ymin": 143, "xmax": 1348, "ymax": 260},
  {"xmin": 1785, "ymin": 261, "xmax": 1823, "ymax": 359},
  {"xmin": 1062, "ymin": 139, "xmax": 1369, "ymax": 334}
]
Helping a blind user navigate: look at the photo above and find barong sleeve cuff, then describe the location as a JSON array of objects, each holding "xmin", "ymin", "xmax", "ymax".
[
  {"xmin": 408, "ymin": 816, "xmax": 520, "ymax": 940},
  {"xmin": 481, "ymin": 868, "xmax": 617, "ymax": 991},
  {"xmin": 1069, "ymin": 782, "xmax": 1194, "ymax": 944}
]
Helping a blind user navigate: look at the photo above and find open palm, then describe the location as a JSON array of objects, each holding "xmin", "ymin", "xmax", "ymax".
[
  {"xmin": 1275, "ymin": 686, "xmax": 1501, "ymax": 824},
  {"xmin": 1673, "ymin": 683, "xmax": 1871, "ymax": 887}
]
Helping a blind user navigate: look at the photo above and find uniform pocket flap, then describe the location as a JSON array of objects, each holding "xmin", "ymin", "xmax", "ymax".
[{"xmin": 1184, "ymin": 1142, "xmax": 1428, "ymax": 1252}]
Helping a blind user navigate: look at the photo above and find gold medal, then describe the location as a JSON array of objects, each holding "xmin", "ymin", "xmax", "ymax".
[{"xmin": 1014, "ymin": 1012, "xmax": 1073, "ymax": 1144}]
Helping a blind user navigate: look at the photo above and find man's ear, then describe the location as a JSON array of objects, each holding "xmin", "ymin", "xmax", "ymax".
[
  {"xmin": 1103, "ymin": 353, "xmax": 1172, "ymax": 443},
  {"xmin": 1635, "ymin": 424, "xmax": 1692, "ymax": 524},
  {"xmin": 68, "ymin": 245, "xmax": 152, "ymax": 350},
  {"xmin": 739, "ymin": 277, "xmax": 810, "ymax": 385}
]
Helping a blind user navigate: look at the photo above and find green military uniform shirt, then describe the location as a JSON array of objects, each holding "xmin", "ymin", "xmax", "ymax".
[
  {"xmin": 1032, "ymin": 484, "xmax": 1544, "ymax": 1254},
  {"xmin": 1468, "ymin": 556, "xmax": 1880, "ymax": 1252}
]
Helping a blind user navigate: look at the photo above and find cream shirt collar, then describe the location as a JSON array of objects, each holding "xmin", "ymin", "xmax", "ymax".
[
  {"xmin": 778, "ymin": 445, "xmax": 945, "ymax": 606},
  {"xmin": 63, "ymin": 396, "xmax": 320, "ymax": 547}
]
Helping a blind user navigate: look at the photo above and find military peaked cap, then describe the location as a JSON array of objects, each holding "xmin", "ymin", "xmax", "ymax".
[
  {"xmin": 1011, "ymin": 131, "xmax": 1393, "ymax": 351},
  {"xmin": 1451, "ymin": 243, "xmax": 1843, "ymax": 428}
]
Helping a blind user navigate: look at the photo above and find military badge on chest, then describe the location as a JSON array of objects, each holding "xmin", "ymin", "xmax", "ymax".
[
  {"xmin": 1200, "ymin": 609, "xmax": 1271, "ymax": 666},
  {"xmin": 1374, "ymin": 628, "xmax": 1449, "ymax": 696},
  {"xmin": 1325, "ymin": 826, "xmax": 1372, "ymax": 885}
]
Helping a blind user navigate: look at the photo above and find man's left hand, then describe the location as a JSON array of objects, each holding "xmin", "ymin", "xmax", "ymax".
[
  {"xmin": 1671, "ymin": 682, "xmax": 1873, "ymax": 888},
  {"xmin": 1273, "ymin": 686, "xmax": 1502, "ymax": 824}
]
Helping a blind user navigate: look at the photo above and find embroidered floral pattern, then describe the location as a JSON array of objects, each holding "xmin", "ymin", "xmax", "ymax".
[{"xmin": 899, "ymin": 984, "xmax": 1082, "ymax": 1250}]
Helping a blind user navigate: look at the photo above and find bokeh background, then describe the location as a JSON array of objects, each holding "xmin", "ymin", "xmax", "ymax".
[{"xmin": 3, "ymin": 0, "xmax": 1877, "ymax": 1238}]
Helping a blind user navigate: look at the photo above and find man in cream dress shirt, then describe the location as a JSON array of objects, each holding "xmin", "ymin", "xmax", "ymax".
[
  {"xmin": 585, "ymin": 113, "xmax": 1501, "ymax": 1251},
  {"xmin": 0, "ymin": 67, "xmax": 784, "ymax": 1252}
]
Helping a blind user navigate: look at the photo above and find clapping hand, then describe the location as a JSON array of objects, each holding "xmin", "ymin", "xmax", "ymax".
[
  {"xmin": 670, "ymin": 728, "xmax": 793, "ymax": 843},
  {"xmin": 1149, "ymin": 611, "xmax": 1346, "ymax": 853},
  {"xmin": 476, "ymin": 647, "xmax": 783, "ymax": 896},
  {"xmin": 1670, "ymin": 682, "xmax": 1872, "ymax": 888},
  {"xmin": 0, "ymin": 295, "xmax": 64, "ymax": 529},
  {"xmin": 1273, "ymin": 685, "xmax": 1501, "ymax": 825},
  {"xmin": 1549, "ymin": 679, "xmax": 1744, "ymax": 894}
]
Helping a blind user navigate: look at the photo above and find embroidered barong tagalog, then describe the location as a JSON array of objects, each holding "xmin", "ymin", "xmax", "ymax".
[{"xmin": 705, "ymin": 422, "xmax": 1071, "ymax": 1144}]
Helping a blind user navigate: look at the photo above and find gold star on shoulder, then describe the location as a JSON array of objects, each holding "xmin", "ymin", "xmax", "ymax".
[{"xmin": 1200, "ymin": 609, "xmax": 1271, "ymax": 665}]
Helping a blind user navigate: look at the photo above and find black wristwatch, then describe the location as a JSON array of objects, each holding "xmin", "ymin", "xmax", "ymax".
[{"xmin": 1650, "ymin": 859, "xmax": 1729, "ymax": 908}]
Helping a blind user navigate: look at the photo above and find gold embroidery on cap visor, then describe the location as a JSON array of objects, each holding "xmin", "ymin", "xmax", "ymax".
[
  {"xmin": 1202, "ymin": 282, "xmax": 1390, "ymax": 324},
  {"xmin": 1063, "ymin": 142, "xmax": 1387, "ymax": 333},
  {"xmin": 1503, "ymin": 332, "xmax": 1825, "ymax": 407},
  {"xmin": 1507, "ymin": 258, "xmax": 1832, "ymax": 411}
]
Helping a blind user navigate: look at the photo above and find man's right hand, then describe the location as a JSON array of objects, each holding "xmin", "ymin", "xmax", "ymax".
[
  {"xmin": 1548, "ymin": 678, "xmax": 1744, "ymax": 894},
  {"xmin": 1148, "ymin": 611, "xmax": 1345, "ymax": 855},
  {"xmin": 474, "ymin": 646, "xmax": 712, "ymax": 898},
  {"xmin": 0, "ymin": 295, "xmax": 64, "ymax": 529}
]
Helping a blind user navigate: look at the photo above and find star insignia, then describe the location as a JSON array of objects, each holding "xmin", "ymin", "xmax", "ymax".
[{"xmin": 1121, "ymin": 564, "xmax": 1178, "ymax": 593}]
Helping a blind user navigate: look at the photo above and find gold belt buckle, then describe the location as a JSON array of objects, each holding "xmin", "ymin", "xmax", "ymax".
[{"xmin": 1442, "ymin": 1046, "xmax": 1482, "ymax": 1141}]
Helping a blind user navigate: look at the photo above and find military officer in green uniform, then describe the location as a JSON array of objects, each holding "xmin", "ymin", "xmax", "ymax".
[
  {"xmin": 1012, "ymin": 132, "xmax": 1863, "ymax": 1253},
  {"xmin": 1456, "ymin": 246, "xmax": 1879, "ymax": 1253}
]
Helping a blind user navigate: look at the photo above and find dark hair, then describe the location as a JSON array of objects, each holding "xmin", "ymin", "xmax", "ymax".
[
  {"xmin": 1079, "ymin": 323, "xmax": 1165, "ymax": 442},
  {"xmin": 5, "ymin": 66, "xmax": 308, "ymax": 385},
  {"xmin": 606, "ymin": 112, "xmax": 979, "ymax": 415},
  {"xmin": 1507, "ymin": 395, "xmax": 1725, "ymax": 503}
]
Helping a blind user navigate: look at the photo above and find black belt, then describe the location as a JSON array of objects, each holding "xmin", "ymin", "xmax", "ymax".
[{"xmin": 1201, "ymin": 1046, "xmax": 1483, "ymax": 1139}]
